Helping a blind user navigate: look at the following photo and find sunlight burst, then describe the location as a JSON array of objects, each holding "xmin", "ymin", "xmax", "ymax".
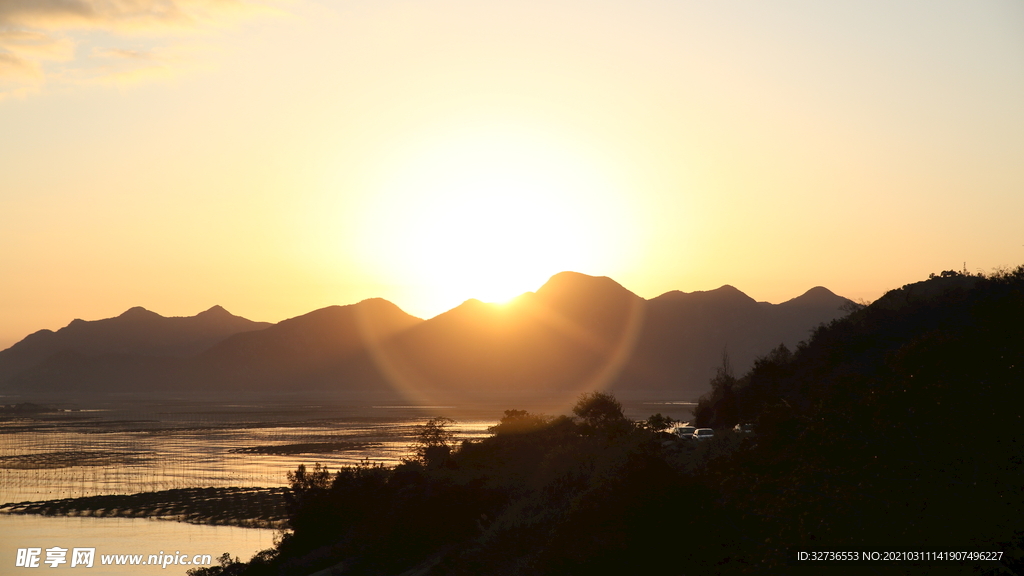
[{"xmin": 351, "ymin": 125, "xmax": 634, "ymax": 315}]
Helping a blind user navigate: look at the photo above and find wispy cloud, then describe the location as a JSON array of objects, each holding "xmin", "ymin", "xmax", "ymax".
[
  {"xmin": 0, "ymin": 50, "xmax": 37, "ymax": 78},
  {"xmin": 0, "ymin": 0, "xmax": 252, "ymax": 31},
  {"xmin": 95, "ymin": 47, "xmax": 159, "ymax": 60},
  {"xmin": 0, "ymin": 29, "xmax": 74, "ymax": 58},
  {"xmin": 84, "ymin": 45, "xmax": 176, "ymax": 85},
  {"xmin": 0, "ymin": 0, "xmax": 274, "ymax": 98},
  {"xmin": 0, "ymin": 27, "xmax": 77, "ymax": 98}
]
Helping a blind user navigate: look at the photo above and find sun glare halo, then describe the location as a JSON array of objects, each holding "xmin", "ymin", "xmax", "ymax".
[{"xmin": 350, "ymin": 126, "xmax": 635, "ymax": 316}]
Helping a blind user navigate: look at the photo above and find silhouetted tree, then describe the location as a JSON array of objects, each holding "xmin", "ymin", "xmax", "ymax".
[
  {"xmin": 639, "ymin": 413, "xmax": 676, "ymax": 432},
  {"xmin": 282, "ymin": 462, "xmax": 340, "ymax": 555},
  {"xmin": 487, "ymin": 409, "xmax": 551, "ymax": 435},
  {"xmin": 414, "ymin": 416, "xmax": 456, "ymax": 467},
  {"xmin": 573, "ymin": 392, "xmax": 625, "ymax": 424},
  {"xmin": 694, "ymin": 350, "xmax": 739, "ymax": 427},
  {"xmin": 287, "ymin": 462, "xmax": 331, "ymax": 494}
]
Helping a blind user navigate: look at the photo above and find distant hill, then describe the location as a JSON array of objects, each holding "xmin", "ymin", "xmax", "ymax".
[
  {"xmin": 0, "ymin": 274, "xmax": 852, "ymax": 401},
  {"xmin": 191, "ymin": 298, "xmax": 423, "ymax": 391},
  {"xmin": 616, "ymin": 284, "xmax": 852, "ymax": 399},
  {"xmin": 370, "ymin": 272, "xmax": 648, "ymax": 404},
  {"xmin": 0, "ymin": 305, "xmax": 270, "ymax": 386}
]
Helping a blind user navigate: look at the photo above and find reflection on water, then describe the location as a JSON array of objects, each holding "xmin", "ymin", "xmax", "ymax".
[
  {"xmin": 0, "ymin": 402, "xmax": 495, "ymax": 504},
  {"xmin": 0, "ymin": 401, "xmax": 497, "ymax": 575},
  {"xmin": 0, "ymin": 398, "xmax": 692, "ymax": 573},
  {"xmin": 0, "ymin": 514, "xmax": 275, "ymax": 575}
]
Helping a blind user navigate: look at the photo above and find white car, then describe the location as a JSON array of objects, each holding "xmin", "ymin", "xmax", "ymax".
[
  {"xmin": 674, "ymin": 426, "xmax": 696, "ymax": 439},
  {"xmin": 692, "ymin": 428, "xmax": 715, "ymax": 440}
]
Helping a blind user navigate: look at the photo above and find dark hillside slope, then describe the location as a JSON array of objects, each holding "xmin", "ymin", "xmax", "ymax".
[
  {"xmin": 373, "ymin": 273, "xmax": 852, "ymax": 404},
  {"xmin": 192, "ymin": 298, "xmax": 423, "ymax": 392},
  {"xmin": 373, "ymin": 272, "xmax": 644, "ymax": 403},
  {"xmin": 180, "ymin": 269, "xmax": 1022, "ymax": 576},
  {"xmin": 2, "ymin": 301, "xmax": 420, "ymax": 397},
  {"xmin": 0, "ymin": 274, "xmax": 851, "ymax": 400},
  {"xmin": 613, "ymin": 285, "xmax": 850, "ymax": 399},
  {"xmin": 0, "ymin": 306, "xmax": 270, "ymax": 391},
  {"xmin": 694, "ymin": 267, "xmax": 1024, "ymax": 570}
]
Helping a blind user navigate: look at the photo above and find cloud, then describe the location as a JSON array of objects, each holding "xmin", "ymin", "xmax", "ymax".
[
  {"xmin": 0, "ymin": 51, "xmax": 38, "ymax": 78},
  {"xmin": 0, "ymin": 0, "xmax": 252, "ymax": 31},
  {"xmin": 84, "ymin": 46, "xmax": 177, "ymax": 86},
  {"xmin": 0, "ymin": 1, "xmax": 96, "ymax": 29},
  {"xmin": 95, "ymin": 47, "xmax": 159, "ymax": 60},
  {"xmin": 0, "ymin": 0, "xmax": 272, "ymax": 97},
  {"xmin": 0, "ymin": 28, "xmax": 75, "ymax": 92},
  {"xmin": 0, "ymin": 29, "xmax": 75, "ymax": 61}
]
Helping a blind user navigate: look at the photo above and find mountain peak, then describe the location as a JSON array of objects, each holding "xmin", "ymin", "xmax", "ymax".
[
  {"xmin": 354, "ymin": 298, "xmax": 424, "ymax": 321},
  {"xmin": 356, "ymin": 297, "xmax": 399, "ymax": 309},
  {"xmin": 118, "ymin": 306, "xmax": 160, "ymax": 319},
  {"xmin": 197, "ymin": 305, "xmax": 230, "ymax": 317},
  {"xmin": 781, "ymin": 286, "xmax": 848, "ymax": 308},
  {"xmin": 802, "ymin": 286, "xmax": 838, "ymax": 299},
  {"xmin": 536, "ymin": 271, "xmax": 638, "ymax": 300},
  {"xmin": 653, "ymin": 284, "xmax": 753, "ymax": 301},
  {"xmin": 714, "ymin": 284, "xmax": 744, "ymax": 295}
]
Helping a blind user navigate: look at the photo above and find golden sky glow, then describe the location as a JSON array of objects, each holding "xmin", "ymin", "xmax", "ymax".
[
  {"xmin": 339, "ymin": 120, "xmax": 640, "ymax": 312},
  {"xmin": 1, "ymin": 1, "xmax": 1023, "ymax": 348}
]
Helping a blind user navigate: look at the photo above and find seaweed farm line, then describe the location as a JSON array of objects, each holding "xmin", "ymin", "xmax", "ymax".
[{"xmin": 0, "ymin": 401, "xmax": 495, "ymax": 505}]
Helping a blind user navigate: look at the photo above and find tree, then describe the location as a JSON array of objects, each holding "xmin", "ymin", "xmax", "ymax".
[
  {"xmin": 572, "ymin": 391, "xmax": 628, "ymax": 432},
  {"xmin": 639, "ymin": 413, "xmax": 677, "ymax": 433},
  {"xmin": 185, "ymin": 553, "xmax": 238, "ymax": 576},
  {"xmin": 487, "ymin": 409, "xmax": 551, "ymax": 435},
  {"xmin": 693, "ymin": 350, "xmax": 739, "ymax": 427},
  {"xmin": 287, "ymin": 462, "xmax": 332, "ymax": 494},
  {"xmin": 414, "ymin": 417, "xmax": 456, "ymax": 467}
]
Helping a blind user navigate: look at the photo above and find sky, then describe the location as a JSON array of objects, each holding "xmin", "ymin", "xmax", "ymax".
[{"xmin": 1, "ymin": 0, "xmax": 1023, "ymax": 350}]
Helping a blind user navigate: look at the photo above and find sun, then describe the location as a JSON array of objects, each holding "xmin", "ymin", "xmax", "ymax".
[
  {"xmin": 403, "ymin": 168, "xmax": 592, "ymax": 303},
  {"xmin": 350, "ymin": 124, "xmax": 635, "ymax": 316}
]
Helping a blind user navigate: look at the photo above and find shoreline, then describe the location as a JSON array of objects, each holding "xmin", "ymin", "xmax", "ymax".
[{"xmin": 0, "ymin": 486, "xmax": 290, "ymax": 530}]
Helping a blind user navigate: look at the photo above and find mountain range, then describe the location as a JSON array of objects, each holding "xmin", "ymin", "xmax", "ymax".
[{"xmin": 0, "ymin": 272, "xmax": 852, "ymax": 403}]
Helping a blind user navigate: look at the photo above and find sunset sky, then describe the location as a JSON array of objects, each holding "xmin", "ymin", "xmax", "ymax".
[{"xmin": 2, "ymin": 0, "xmax": 1023, "ymax": 350}]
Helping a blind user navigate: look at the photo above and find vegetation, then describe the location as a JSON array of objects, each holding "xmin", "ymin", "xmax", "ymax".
[
  {"xmin": 686, "ymin": 266, "xmax": 1024, "ymax": 572},
  {"xmin": 192, "ymin": 266, "xmax": 1024, "ymax": 575}
]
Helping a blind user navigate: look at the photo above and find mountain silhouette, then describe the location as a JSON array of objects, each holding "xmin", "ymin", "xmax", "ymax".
[
  {"xmin": 616, "ymin": 284, "xmax": 851, "ymax": 399},
  {"xmin": 0, "ymin": 305, "xmax": 269, "ymax": 386},
  {"xmin": 192, "ymin": 298, "xmax": 423, "ymax": 391},
  {"xmin": 367, "ymin": 272, "xmax": 646, "ymax": 404},
  {"xmin": 0, "ymin": 273, "xmax": 852, "ymax": 401}
]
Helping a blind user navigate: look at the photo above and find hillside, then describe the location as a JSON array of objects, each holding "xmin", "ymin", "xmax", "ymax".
[
  {"xmin": 195, "ymin": 266, "xmax": 1024, "ymax": 576},
  {"xmin": 0, "ymin": 273, "xmax": 851, "ymax": 401},
  {"xmin": 0, "ymin": 306, "xmax": 270, "ymax": 388},
  {"xmin": 191, "ymin": 298, "xmax": 424, "ymax": 392},
  {"xmin": 370, "ymin": 272, "xmax": 647, "ymax": 404},
  {"xmin": 615, "ymin": 283, "xmax": 851, "ymax": 399},
  {"xmin": 691, "ymin": 266, "xmax": 1024, "ymax": 569}
]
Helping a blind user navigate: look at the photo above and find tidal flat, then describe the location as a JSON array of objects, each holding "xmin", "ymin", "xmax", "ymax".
[
  {"xmin": 0, "ymin": 400, "xmax": 498, "ymax": 507},
  {"xmin": 0, "ymin": 398, "xmax": 694, "ymax": 574},
  {"xmin": 0, "ymin": 400, "xmax": 501, "ymax": 573}
]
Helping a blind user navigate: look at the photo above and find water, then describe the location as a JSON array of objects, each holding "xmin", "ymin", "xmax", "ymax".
[
  {"xmin": 0, "ymin": 514, "xmax": 275, "ymax": 575},
  {"xmin": 0, "ymin": 402, "xmax": 496, "ymax": 504},
  {"xmin": 0, "ymin": 401, "xmax": 498, "ymax": 575},
  {"xmin": 0, "ymin": 398, "xmax": 693, "ymax": 574}
]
